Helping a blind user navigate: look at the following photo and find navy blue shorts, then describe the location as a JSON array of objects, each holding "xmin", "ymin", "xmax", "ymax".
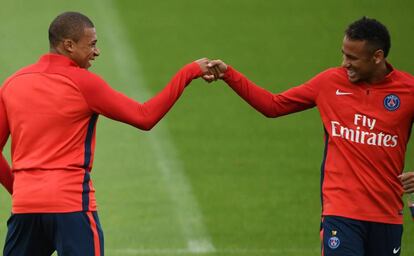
[
  {"xmin": 3, "ymin": 211, "xmax": 104, "ymax": 256},
  {"xmin": 321, "ymin": 216, "xmax": 403, "ymax": 256}
]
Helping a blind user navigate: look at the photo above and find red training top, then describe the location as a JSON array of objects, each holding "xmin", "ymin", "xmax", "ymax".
[
  {"xmin": 223, "ymin": 64, "xmax": 414, "ymax": 224},
  {"xmin": 0, "ymin": 53, "xmax": 202, "ymax": 213}
]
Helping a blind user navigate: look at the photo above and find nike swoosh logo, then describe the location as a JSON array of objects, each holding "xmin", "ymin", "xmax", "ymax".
[
  {"xmin": 393, "ymin": 247, "xmax": 401, "ymax": 254},
  {"xmin": 336, "ymin": 89, "xmax": 353, "ymax": 96}
]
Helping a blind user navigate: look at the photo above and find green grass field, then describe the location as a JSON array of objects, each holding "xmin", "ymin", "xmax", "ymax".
[{"xmin": 0, "ymin": 0, "xmax": 413, "ymax": 255}]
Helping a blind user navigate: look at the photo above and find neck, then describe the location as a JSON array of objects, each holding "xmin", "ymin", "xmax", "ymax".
[
  {"xmin": 49, "ymin": 46, "xmax": 70, "ymax": 58},
  {"xmin": 49, "ymin": 47, "xmax": 59, "ymax": 54},
  {"xmin": 368, "ymin": 62, "xmax": 391, "ymax": 84}
]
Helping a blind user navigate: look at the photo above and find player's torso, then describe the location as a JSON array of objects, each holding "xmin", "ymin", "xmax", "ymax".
[
  {"xmin": 3, "ymin": 72, "xmax": 93, "ymax": 169},
  {"xmin": 3, "ymin": 68, "xmax": 98, "ymax": 213},
  {"xmin": 315, "ymin": 68, "xmax": 414, "ymax": 223}
]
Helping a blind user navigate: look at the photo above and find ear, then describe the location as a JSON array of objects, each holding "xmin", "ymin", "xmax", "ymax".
[
  {"xmin": 62, "ymin": 39, "xmax": 76, "ymax": 54},
  {"xmin": 373, "ymin": 49, "xmax": 385, "ymax": 64}
]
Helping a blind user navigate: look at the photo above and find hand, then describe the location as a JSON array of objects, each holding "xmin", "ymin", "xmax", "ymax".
[
  {"xmin": 207, "ymin": 59, "xmax": 228, "ymax": 80},
  {"xmin": 398, "ymin": 172, "xmax": 414, "ymax": 193},
  {"xmin": 195, "ymin": 58, "xmax": 216, "ymax": 83}
]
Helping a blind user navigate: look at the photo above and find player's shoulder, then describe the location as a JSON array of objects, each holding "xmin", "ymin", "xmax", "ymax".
[
  {"xmin": 389, "ymin": 68, "xmax": 414, "ymax": 97},
  {"xmin": 1, "ymin": 64, "xmax": 39, "ymax": 87},
  {"xmin": 320, "ymin": 67, "xmax": 346, "ymax": 78},
  {"xmin": 308, "ymin": 66, "xmax": 346, "ymax": 83},
  {"xmin": 66, "ymin": 66, "xmax": 97, "ymax": 78},
  {"xmin": 61, "ymin": 66, "xmax": 105, "ymax": 84},
  {"xmin": 393, "ymin": 68, "xmax": 414, "ymax": 84}
]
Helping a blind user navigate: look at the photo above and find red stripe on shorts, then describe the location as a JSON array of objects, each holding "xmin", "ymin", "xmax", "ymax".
[{"xmin": 87, "ymin": 212, "xmax": 101, "ymax": 256}]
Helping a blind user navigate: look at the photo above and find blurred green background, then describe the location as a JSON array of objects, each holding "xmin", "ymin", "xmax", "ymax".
[{"xmin": 0, "ymin": 0, "xmax": 413, "ymax": 255}]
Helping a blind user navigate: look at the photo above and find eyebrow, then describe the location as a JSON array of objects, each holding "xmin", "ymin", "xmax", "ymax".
[{"xmin": 341, "ymin": 49, "xmax": 357, "ymax": 59}]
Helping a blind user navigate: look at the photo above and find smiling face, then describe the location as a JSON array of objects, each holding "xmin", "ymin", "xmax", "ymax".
[
  {"xmin": 64, "ymin": 27, "xmax": 100, "ymax": 69},
  {"xmin": 341, "ymin": 36, "xmax": 380, "ymax": 84}
]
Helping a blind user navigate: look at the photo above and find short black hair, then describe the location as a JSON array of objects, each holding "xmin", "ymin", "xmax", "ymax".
[
  {"xmin": 48, "ymin": 12, "xmax": 94, "ymax": 48},
  {"xmin": 345, "ymin": 17, "xmax": 391, "ymax": 57}
]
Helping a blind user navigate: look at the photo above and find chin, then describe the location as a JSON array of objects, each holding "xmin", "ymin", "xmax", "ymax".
[{"xmin": 348, "ymin": 76, "xmax": 360, "ymax": 84}]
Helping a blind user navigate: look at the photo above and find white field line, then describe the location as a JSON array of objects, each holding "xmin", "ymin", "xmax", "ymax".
[
  {"xmin": 106, "ymin": 247, "xmax": 320, "ymax": 255},
  {"xmin": 94, "ymin": 0, "xmax": 215, "ymax": 253}
]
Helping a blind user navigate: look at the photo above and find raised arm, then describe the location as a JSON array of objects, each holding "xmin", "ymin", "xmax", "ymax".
[
  {"xmin": 77, "ymin": 59, "xmax": 209, "ymax": 130},
  {"xmin": 208, "ymin": 60, "xmax": 319, "ymax": 117}
]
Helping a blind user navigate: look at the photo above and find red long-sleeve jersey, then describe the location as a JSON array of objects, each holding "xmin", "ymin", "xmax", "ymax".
[
  {"xmin": 0, "ymin": 53, "xmax": 202, "ymax": 213},
  {"xmin": 223, "ymin": 64, "xmax": 414, "ymax": 224}
]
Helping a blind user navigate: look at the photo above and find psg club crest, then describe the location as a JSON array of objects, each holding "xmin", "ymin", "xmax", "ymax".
[
  {"xmin": 328, "ymin": 236, "xmax": 340, "ymax": 249},
  {"xmin": 383, "ymin": 94, "xmax": 400, "ymax": 111}
]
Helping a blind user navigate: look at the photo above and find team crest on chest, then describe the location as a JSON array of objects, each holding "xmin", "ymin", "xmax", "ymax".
[{"xmin": 383, "ymin": 94, "xmax": 400, "ymax": 111}]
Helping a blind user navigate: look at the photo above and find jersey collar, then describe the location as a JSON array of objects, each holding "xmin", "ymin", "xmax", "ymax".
[{"xmin": 38, "ymin": 53, "xmax": 79, "ymax": 67}]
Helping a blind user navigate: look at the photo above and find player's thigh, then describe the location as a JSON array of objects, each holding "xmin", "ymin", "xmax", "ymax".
[
  {"xmin": 366, "ymin": 222, "xmax": 402, "ymax": 256},
  {"xmin": 55, "ymin": 211, "xmax": 104, "ymax": 256},
  {"xmin": 321, "ymin": 216, "xmax": 365, "ymax": 256},
  {"xmin": 3, "ymin": 214, "xmax": 55, "ymax": 256}
]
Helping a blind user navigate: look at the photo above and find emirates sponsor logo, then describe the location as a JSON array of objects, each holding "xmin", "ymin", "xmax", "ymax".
[{"xmin": 331, "ymin": 114, "xmax": 398, "ymax": 147}]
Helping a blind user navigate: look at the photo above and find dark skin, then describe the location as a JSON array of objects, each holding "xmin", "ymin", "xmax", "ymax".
[
  {"xmin": 399, "ymin": 173, "xmax": 414, "ymax": 193},
  {"xmin": 206, "ymin": 38, "xmax": 414, "ymax": 194},
  {"xmin": 341, "ymin": 36, "xmax": 391, "ymax": 84},
  {"xmin": 50, "ymin": 27, "xmax": 100, "ymax": 69}
]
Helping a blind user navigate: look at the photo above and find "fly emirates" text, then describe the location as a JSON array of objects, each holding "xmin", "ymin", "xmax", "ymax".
[{"xmin": 331, "ymin": 114, "xmax": 397, "ymax": 147}]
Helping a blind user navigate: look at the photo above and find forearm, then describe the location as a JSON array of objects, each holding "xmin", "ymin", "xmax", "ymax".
[
  {"xmin": 81, "ymin": 62, "xmax": 202, "ymax": 130},
  {"xmin": 0, "ymin": 155, "xmax": 13, "ymax": 194},
  {"xmin": 135, "ymin": 62, "xmax": 202, "ymax": 130},
  {"xmin": 223, "ymin": 66, "xmax": 281, "ymax": 117},
  {"xmin": 223, "ymin": 66, "xmax": 316, "ymax": 117}
]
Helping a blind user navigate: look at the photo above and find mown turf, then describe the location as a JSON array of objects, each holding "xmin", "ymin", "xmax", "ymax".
[{"xmin": 0, "ymin": 0, "xmax": 413, "ymax": 255}]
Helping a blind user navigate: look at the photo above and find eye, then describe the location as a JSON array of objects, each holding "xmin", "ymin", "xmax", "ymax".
[{"xmin": 345, "ymin": 54, "xmax": 357, "ymax": 61}]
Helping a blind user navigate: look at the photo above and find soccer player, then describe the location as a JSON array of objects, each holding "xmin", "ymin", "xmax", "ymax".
[
  {"xmin": 1, "ymin": 12, "xmax": 214, "ymax": 256},
  {"xmin": 207, "ymin": 17, "xmax": 414, "ymax": 256}
]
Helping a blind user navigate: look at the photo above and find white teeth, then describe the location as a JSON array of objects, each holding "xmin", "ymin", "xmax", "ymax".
[{"xmin": 348, "ymin": 70, "xmax": 355, "ymax": 77}]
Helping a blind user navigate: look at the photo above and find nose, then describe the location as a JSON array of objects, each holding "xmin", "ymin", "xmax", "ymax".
[
  {"xmin": 94, "ymin": 47, "xmax": 101, "ymax": 57},
  {"xmin": 341, "ymin": 58, "xmax": 350, "ymax": 68}
]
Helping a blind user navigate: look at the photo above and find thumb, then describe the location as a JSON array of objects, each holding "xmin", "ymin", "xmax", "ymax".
[{"xmin": 207, "ymin": 60, "xmax": 220, "ymax": 68}]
